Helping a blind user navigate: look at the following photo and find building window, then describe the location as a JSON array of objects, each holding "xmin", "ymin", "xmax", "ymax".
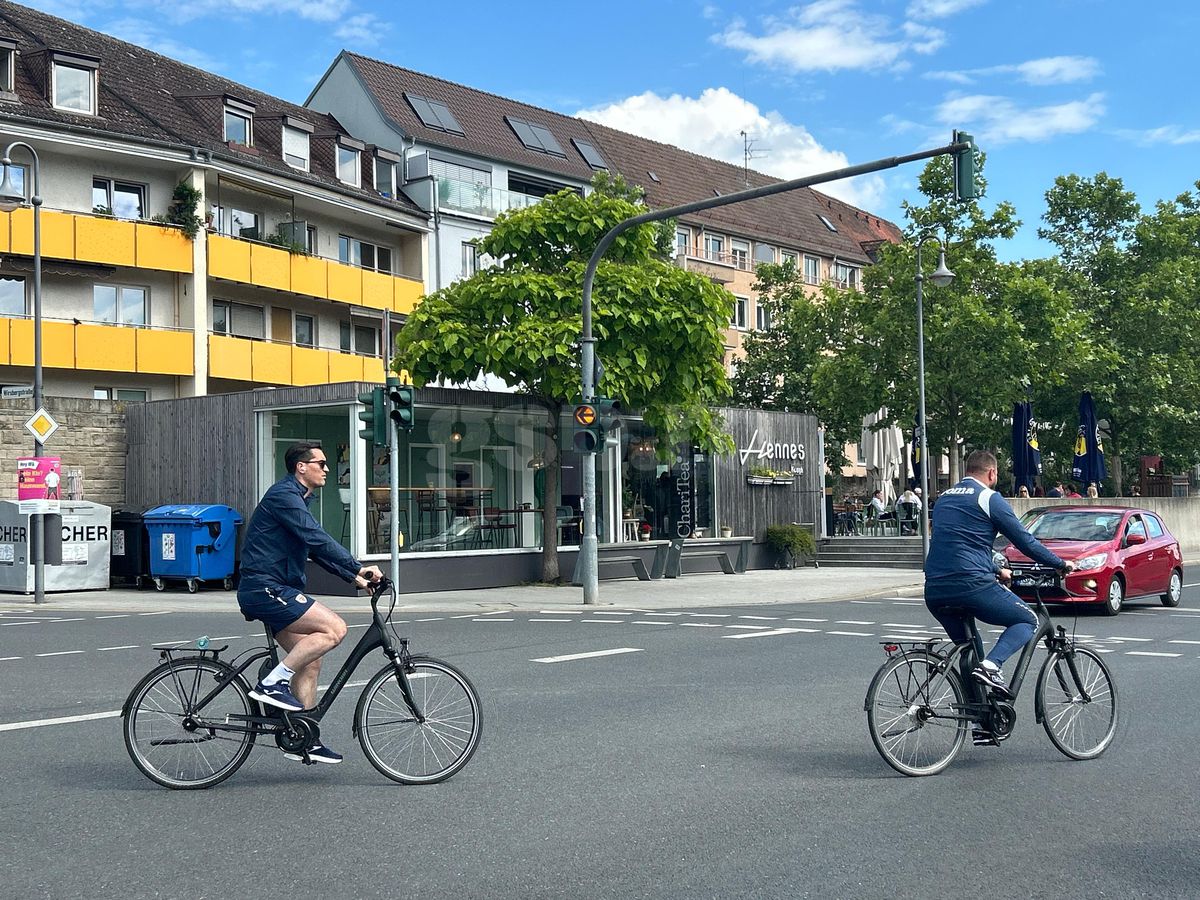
[
  {"xmin": 804, "ymin": 255, "xmax": 820, "ymax": 285},
  {"xmin": 339, "ymin": 235, "xmax": 392, "ymax": 273},
  {"xmin": 755, "ymin": 303, "xmax": 771, "ymax": 331},
  {"xmin": 732, "ymin": 296, "xmax": 748, "ymax": 330},
  {"xmin": 675, "ymin": 228, "xmax": 691, "ymax": 257},
  {"xmin": 0, "ymin": 44, "xmax": 14, "ymax": 93},
  {"xmin": 93, "ymin": 284, "xmax": 146, "ymax": 326},
  {"xmin": 94, "ymin": 387, "xmax": 147, "ymax": 402},
  {"xmin": 833, "ymin": 263, "xmax": 857, "ymax": 288},
  {"xmin": 340, "ymin": 321, "xmax": 379, "ymax": 356},
  {"xmin": 337, "ymin": 146, "xmax": 360, "ymax": 187},
  {"xmin": 282, "ymin": 125, "xmax": 310, "ymax": 170},
  {"xmin": 704, "ymin": 233, "xmax": 725, "ymax": 262},
  {"xmin": 781, "ymin": 250, "xmax": 798, "ymax": 269},
  {"xmin": 817, "ymin": 213, "xmax": 838, "ymax": 233},
  {"xmin": 210, "ymin": 205, "xmax": 261, "ymax": 240},
  {"xmin": 571, "ymin": 138, "xmax": 608, "ymax": 170},
  {"xmin": 856, "ymin": 443, "xmax": 865, "ymax": 465},
  {"xmin": 305, "ymin": 224, "xmax": 317, "ymax": 255},
  {"xmin": 462, "ymin": 242, "xmax": 479, "ymax": 277},
  {"xmin": 92, "ymin": 178, "xmax": 145, "ymax": 219},
  {"xmin": 374, "ymin": 156, "xmax": 397, "ymax": 196},
  {"xmin": 52, "ymin": 60, "xmax": 96, "ymax": 114},
  {"xmin": 731, "ymin": 239, "xmax": 750, "ymax": 270},
  {"xmin": 404, "ymin": 93, "xmax": 465, "ymax": 135},
  {"xmin": 224, "ymin": 107, "xmax": 252, "ymax": 145},
  {"xmin": 295, "ymin": 314, "xmax": 315, "ymax": 348},
  {"xmin": 0, "ymin": 276, "xmax": 26, "ymax": 317},
  {"xmin": 504, "ymin": 116, "xmax": 566, "ymax": 157},
  {"xmin": 212, "ymin": 300, "xmax": 264, "ymax": 339}
]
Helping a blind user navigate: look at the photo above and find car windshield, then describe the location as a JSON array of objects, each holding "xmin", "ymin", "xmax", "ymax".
[{"xmin": 1024, "ymin": 511, "xmax": 1123, "ymax": 542}]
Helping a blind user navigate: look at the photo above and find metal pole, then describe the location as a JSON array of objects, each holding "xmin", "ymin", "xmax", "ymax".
[
  {"xmin": 915, "ymin": 240, "xmax": 932, "ymax": 562},
  {"xmin": 578, "ymin": 140, "xmax": 972, "ymax": 602},
  {"xmin": 385, "ymin": 312, "xmax": 400, "ymax": 587}
]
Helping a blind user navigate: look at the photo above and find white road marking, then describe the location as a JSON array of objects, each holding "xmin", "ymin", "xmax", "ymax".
[
  {"xmin": 450, "ymin": 613, "xmax": 479, "ymax": 619},
  {"xmin": 346, "ymin": 623, "xmax": 370, "ymax": 629},
  {"xmin": 788, "ymin": 617, "xmax": 827, "ymax": 623},
  {"xmin": 529, "ymin": 618, "xmax": 572, "ymax": 623},
  {"xmin": 417, "ymin": 617, "xmax": 444, "ymax": 622},
  {"xmin": 644, "ymin": 612, "xmax": 682, "ymax": 617},
  {"xmin": 687, "ymin": 613, "xmax": 730, "ymax": 618},
  {"xmin": 1170, "ymin": 613, "xmax": 1200, "ymax": 618},
  {"xmin": 154, "ymin": 640, "xmax": 188, "ymax": 646},
  {"xmin": 633, "ymin": 620, "xmax": 673, "ymax": 626},
  {"xmin": 827, "ymin": 630, "xmax": 873, "ymax": 637},
  {"xmin": 882, "ymin": 623, "xmax": 930, "ymax": 628},
  {"xmin": 316, "ymin": 680, "xmax": 368, "ymax": 692},
  {"xmin": 738, "ymin": 615, "xmax": 779, "ymax": 621},
  {"xmin": 726, "ymin": 624, "xmax": 770, "ymax": 630},
  {"xmin": 0, "ymin": 710, "xmax": 120, "ymax": 732},
  {"xmin": 1124, "ymin": 612, "xmax": 1154, "ymax": 616},
  {"xmin": 472, "ymin": 618, "xmax": 514, "ymax": 622},
  {"xmin": 1126, "ymin": 651, "xmax": 1181, "ymax": 658},
  {"xmin": 724, "ymin": 628, "xmax": 806, "ymax": 640},
  {"xmin": 836, "ymin": 620, "xmax": 875, "ymax": 625},
  {"xmin": 678, "ymin": 623, "xmax": 721, "ymax": 628},
  {"xmin": 1182, "ymin": 582, "xmax": 1200, "ymax": 588},
  {"xmin": 532, "ymin": 647, "xmax": 643, "ymax": 663},
  {"xmin": 95, "ymin": 614, "xmax": 129, "ymax": 619},
  {"xmin": 1169, "ymin": 640, "xmax": 1200, "ymax": 645},
  {"xmin": 1111, "ymin": 636, "xmax": 1153, "ymax": 642},
  {"xmin": 48, "ymin": 618, "xmax": 86, "ymax": 623},
  {"xmin": 850, "ymin": 600, "xmax": 884, "ymax": 604},
  {"xmin": 1, "ymin": 622, "xmax": 37, "ymax": 627},
  {"xmin": 540, "ymin": 610, "xmax": 581, "ymax": 614},
  {"xmin": 0, "ymin": 656, "xmax": 21, "ymax": 661},
  {"xmin": 894, "ymin": 601, "xmax": 922, "ymax": 606},
  {"xmin": 138, "ymin": 611, "xmax": 172, "ymax": 616},
  {"xmin": 97, "ymin": 645, "xmax": 139, "ymax": 651},
  {"xmin": 35, "ymin": 650, "xmax": 85, "ymax": 657},
  {"xmin": 209, "ymin": 636, "xmax": 242, "ymax": 641},
  {"xmin": 477, "ymin": 610, "xmax": 516, "ymax": 616},
  {"xmin": 582, "ymin": 619, "xmax": 622, "ymax": 624}
]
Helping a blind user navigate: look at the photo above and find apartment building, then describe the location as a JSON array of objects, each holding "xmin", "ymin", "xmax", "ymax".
[{"xmin": 0, "ymin": 1, "xmax": 428, "ymax": 402}]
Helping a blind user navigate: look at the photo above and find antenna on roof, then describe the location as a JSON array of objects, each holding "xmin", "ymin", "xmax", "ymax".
[{"xmin": 740, "ymin": 130, "xmax": 768, "ymax": 187}]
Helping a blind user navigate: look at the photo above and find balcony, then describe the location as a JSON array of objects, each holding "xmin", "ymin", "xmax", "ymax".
[
  {"xmin": 0, "ymin": 317, "xmax": 194, "ymax": 375},
  {"xmin": 435, "ymin": 177, "xmax": 543, "ymax": 220},
  {"xmin": 208, "ymin": 333, "xmax": 386, "ymax": 386},
  {"xmin": 0, "ymin": 209, "xmax": 193, "ymax": 273},
  {"xmin": 207, "ymin": 235, "xmax": 422, "ymax": 314}
]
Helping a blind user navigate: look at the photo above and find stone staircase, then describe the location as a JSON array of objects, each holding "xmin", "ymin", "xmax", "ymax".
[{"xmin": 817, "ymin": 536, "xmax": 924, "ymax": 569}]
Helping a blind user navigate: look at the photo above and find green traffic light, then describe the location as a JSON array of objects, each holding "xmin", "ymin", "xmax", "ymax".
[
  {"xmin": 357, "ymin": 387, "xmax": 387, "ymax": 446},
  {"xmin": 952, "ymin": 130, "xmax": 978, "ymax": 202},
  {"xmin": 387, "ymin": 383, "xmax": 416, "ymax": 432}
]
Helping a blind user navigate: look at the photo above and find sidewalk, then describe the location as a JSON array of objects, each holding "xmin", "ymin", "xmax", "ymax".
[{"xmin": 0, "ymin": 567, "xmax": 924, "ymax": 614}]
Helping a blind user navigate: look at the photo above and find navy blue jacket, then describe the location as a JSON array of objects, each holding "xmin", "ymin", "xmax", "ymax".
[
  {"xmin": 925, "ymin": 476, "xmax": 1064, "ymax": 591},
  {"xmin": 238, "ymin": 475, "xmax": 361, "ymax": 591}
]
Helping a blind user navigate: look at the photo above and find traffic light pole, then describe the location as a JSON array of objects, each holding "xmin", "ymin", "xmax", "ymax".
[
  {"xmin": 385, "ymin": 315, "xmax": 400, "ymax": 587},
  {"xmin": 578, "ymin": 137, "xmax": 974, "ymax": 604}
]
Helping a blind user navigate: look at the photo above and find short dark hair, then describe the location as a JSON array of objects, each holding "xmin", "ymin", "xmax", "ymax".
[
  {"xmin": 965, "ymin": 450, "xmax": 997, "ymax": 474},
  {"xmin": 285, "ymin": 441, "xmax": 323, "ymax": 474}
]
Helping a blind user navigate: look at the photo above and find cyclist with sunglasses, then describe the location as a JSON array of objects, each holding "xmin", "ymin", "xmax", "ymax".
[{"xmin": 237, "ymin": 441, "xmax": 382, "ymax": 763}]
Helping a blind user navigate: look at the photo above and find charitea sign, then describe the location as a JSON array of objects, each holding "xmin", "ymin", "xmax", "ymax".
[{"xmin": 737, "ymin": 429, "xmax": 806, "ymax": 473}]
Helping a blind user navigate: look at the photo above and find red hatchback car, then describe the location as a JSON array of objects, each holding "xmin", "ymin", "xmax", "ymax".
[{"xmin": 999, "ymin": 506, "xmax": 1184, "ymax": 616}]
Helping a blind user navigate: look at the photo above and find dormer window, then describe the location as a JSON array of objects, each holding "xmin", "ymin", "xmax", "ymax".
[
  {"xmin": 0, "ymin": 39, "xmax": 16, "ymax": 97},
  {"xmin": 50, "ymin": 51, "xmax": 99, "ymax": 115},
  {"xmin": 224, "ymin": 100, "xmax": 254, "ymax": 146},
  {"xmin": 282, "ymin": 116, "xmax": 313, "ymax": 170},
  {"xmin": 336, "ymin": 136, "xmax": 364, "ymax": 187},
  {"xmin": 373, "ymin": 148, "xmax": 401, "ymax": 197}
]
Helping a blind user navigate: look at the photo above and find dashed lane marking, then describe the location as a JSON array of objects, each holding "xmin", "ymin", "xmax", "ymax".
[
  {"xmin": 0, "ymin": 711, "xmax": 120, "ymax": 733},
  {"xmin": 529, "ymin": 618, "xmax": 572, "ymax": 623},
  {"xmin": 1, "ymin": 622, "xmax": 37, "ymax": 627},
  {"xmin": 634, "ymin": 620, "xmax": 673, "ymax": 626},
  {"xmin": 1111, "ymin": 637, "xmax": 1153, "ymax": 642},
  {"xmin": 678, "ymin": 623, "xmax": 721, "ymax": 628},
  {"xmin": 788, "ymin": 617, "xmax": 827, "ymax": 623},
  {"xmin": 417, "ymin": 617, "xmax": 444, "ymax": 622},
  {"xmin": 738, "ymin": 615, "xmax": 779, "ymax": 621},
  {"xmin": 836, "ymin": 620, "xmax": 875, "ymax": 625},
  {"xmin": 94, "ymin": 615, "xmax": 129, "ymax": 619},
  {"xmin": 540, "ymin": 610, "xmax": 582, "ymax": 614},
  {"xmin": 472, "ymin": 618, "xmax": 514, "ymax": 622},
  {"xmin": 137, "ymin": 611, "xmax": 172, "ymax": 616},
  {"xmin": 1169, "ymin": 640, "xmax": 1200, "ymax": 645},
  {"xmin": 724, "ymin": 628, "xmax": 807, "ymax": 640},
  {"xmin": 35, "ymin": 650, "xmax": 85, "ymax": 657},
  {"xmin": 48, "ymin": 618, "xmax": 85, "ymax": 623},
  {"xmin": 97, "ymin": 645, "xmax": 138, "ymax": 651},
  {"xmin": 688, "ymin": 613, "xmax": 730, "ymax": 618},
  {"xmin": 827, "ymin": 631, "xmax": 874, "ymax": 637},
  {"xmin": 0, "ymin": 656, "xmax": 21, "ymax": 661},
  {"xmin": 532, "ymin": 648, "xmax": 643, "ymax": 664},
  {"xmin": 726, "ymin": 624, "xmax": 770, "ymax": 630},
  {"xmin": 1127, "ymin": 651, "xmax": 1181, "ymax": 658},
  {"xmin": 644, "ymin": 612, "xmax": 682, "ymax": 617},
  {"xmin": 582, "ymin": 619, "xmax": 622, "ymax": 624}
]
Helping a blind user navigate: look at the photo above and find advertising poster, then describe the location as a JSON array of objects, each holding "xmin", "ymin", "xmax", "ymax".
[{"xmin": 17, "ymin": 456, "xmax": 62, "ymax": 514}]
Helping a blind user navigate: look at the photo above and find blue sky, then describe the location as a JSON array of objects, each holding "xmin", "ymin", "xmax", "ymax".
[{"xmin": 35, "ymin": 0, "xmax": 1200, "ymax": 261}]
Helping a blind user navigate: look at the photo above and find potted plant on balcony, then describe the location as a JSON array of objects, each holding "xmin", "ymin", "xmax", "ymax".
[{"xmin": 746, "ymin": 465, "xmax": 773, "ymax": 486}]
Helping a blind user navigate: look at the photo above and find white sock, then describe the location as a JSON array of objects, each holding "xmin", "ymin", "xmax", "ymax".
[
  {"xmin": 262, "ymin": 663, "xmax": 295, "ymax": 686},
  {"xmin": 980, "ymin": 660, "xmax": 1000, "ymax": 672}
]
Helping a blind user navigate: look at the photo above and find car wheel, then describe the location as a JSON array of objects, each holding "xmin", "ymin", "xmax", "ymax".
[
  {"xmin": 1161, "ymin": 569, "xmax": 1182, "ymax": 608},
  {"xmin": 1103, "ymin": 575, "xmax": 1124, "ymax": 616}
]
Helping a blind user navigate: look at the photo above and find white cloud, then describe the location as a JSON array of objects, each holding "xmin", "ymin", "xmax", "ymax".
[
  {"xmin": 926, "ymin": 55, "xmax": 1101, "ymax": 86},
  {"xmin": 101, "ymin": 18, "xmax": 221, "ymax": 71},
  {"xmin": 576, "ymin": 86, "xmax": 886, "ymax": 209},
  {"xmin": 1117, "ymin": 125, "xmax": 1200, "ymax": 146},
  {"xmin": 334, "ymin": 13, "xmax": 388, "ymax": 46},
  {"xmin": 139, "ymin": 0, "xmax": 351, "ymax": 25},
  {"xmin": 906, "ymin": 0, "xmax": 986, "ymax": 18},
  {"xmin": 935, "ymin": 92, "xmax": 1105, "ymax": 143}
]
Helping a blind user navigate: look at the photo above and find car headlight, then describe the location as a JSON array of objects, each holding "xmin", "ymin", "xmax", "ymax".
[{"xmin": 1072, "ymin": 553, "xmax": 1107, "ymax": 572}]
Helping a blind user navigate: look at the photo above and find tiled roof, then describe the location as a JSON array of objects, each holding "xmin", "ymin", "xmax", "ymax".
[
  {"xmin": 0, "ymin": 1, "xmax": 424, "ymax": 217},
  {"xmin": 342, "ymin": 52, "xmax": 603, "ymax": 184}
]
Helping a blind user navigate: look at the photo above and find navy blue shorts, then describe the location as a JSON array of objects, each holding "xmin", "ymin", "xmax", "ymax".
[{"xmin": 237, "ymin": 583, "xmax": 315, "ymax": 632}]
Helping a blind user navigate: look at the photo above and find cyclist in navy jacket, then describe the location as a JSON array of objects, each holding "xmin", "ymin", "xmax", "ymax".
[
  {"xmin": 238, "ymin": 441, "xmax": 382, "ymax": 764},
  {"xmin": 925, "ymin": 450, "xmax": 1073, "ymax": 733}
]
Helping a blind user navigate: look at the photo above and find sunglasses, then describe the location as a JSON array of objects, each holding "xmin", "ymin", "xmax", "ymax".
[{"xmin": 302, "ymin": 458, "xmax": 329, "ymax": 470}]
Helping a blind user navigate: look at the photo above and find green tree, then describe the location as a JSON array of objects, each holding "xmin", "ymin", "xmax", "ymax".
[{"xmin": 393, "ymin": 174, "xmax": 735, "ymax": 582}]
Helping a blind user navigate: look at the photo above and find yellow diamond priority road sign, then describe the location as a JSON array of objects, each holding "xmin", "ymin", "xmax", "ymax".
[{"xmin": 24, "ymin": 407, "xmax": 59, "ymax": 443}]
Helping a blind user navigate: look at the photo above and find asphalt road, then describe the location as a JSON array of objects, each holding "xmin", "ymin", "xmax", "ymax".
[{"xmin": 4, "ymin": 585, "xmax": 1200, "ymax": 899}]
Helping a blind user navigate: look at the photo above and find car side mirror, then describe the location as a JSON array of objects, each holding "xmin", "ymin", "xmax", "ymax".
[{"xmin": 1125, "ymin": 532, "xmax": 1146, "ymax": 546}]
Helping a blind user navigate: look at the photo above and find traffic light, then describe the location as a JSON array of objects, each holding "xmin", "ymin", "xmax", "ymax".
[
  {"xmin": 573, "ymin": 402, "xmax": 601, "ymax": 454},
  {"xmin": 357, "ymin": 386, "xmax": 386, "ymax": 446},
  {"xmin": 952, "ymin": 130, "xmax": 978, "ymax": 202},
  {"xmin": 597, "ymin": 397, "xmax": 622, "ymax": 442},
  {"xmin": 386, "ymin": 377, "xmax": 415, "ymax": 433}
]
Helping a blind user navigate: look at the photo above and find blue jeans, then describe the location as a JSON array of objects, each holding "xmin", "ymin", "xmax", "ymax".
[{"xmin": 925, "ymin": 580, "xmax": 1038, "ymax": 667}]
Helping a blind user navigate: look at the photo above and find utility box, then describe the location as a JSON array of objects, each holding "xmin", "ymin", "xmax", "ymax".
[
  {"xmin": 144, "ymin": 504, "xmax": 242, "ymax": 593},
  {"xmin": 0, "ymin": 500, "xmax": 112, "ymax": 593},
  {"xmin": 110, "ymin": 509, "xmax": 151, "ymax": 588}
]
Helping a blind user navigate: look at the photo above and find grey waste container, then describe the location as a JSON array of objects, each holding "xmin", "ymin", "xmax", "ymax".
[{"xmin": 0, "ymin": 500, "xmax": 112, "ymax": 593}]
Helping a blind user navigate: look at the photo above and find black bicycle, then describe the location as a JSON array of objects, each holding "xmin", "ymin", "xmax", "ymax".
[
  {"xmin": 122, "ymin": 578, "xmax": 482, "ymax": 789},
  {"xmin": 864, "ymin": 567, "xmax": 1118, "ymax": 776}
]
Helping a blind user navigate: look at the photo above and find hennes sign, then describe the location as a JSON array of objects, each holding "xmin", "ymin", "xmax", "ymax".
[{"xmin": 737, "ymin": 429, "xmax": 806, "ymax": 472}]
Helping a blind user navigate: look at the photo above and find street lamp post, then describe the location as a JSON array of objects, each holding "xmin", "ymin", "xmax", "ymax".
[
  {"xmin": 0, "ymin": 143, "xmax": 45, "ymax": 604},
  {"xmin": 914, "ymin": 234, "xmax": 954, "ymax": 561}
]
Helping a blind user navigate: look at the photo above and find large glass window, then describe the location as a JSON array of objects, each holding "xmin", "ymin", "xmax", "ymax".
[
  {"xmin": 804, "ymin": 255, "xmax": 820, "ymax": 285},
  {"xmin": 704, "ymin": 233, "xmax": 724, "ymax": 262},
  {"xmin": 210, "ymin": 205, "xmax": 261, "ymax": 240},
  {"xmin": 731, "ymin": 239, "xmax": 750, "ymax": 271},
  {"xmin": 94, "ymin": 284, "xmax": 146, "ymax": 325},
  {"xmin": 340, "ymin": 321, "xmax": 379, "ymax": 355},
  {"xmin": 52, "ymin": 62, "xmax": 95, "ymax": 114},
  {"xmin": 0, "ymin": 47, "xmax": 13, "ymax": 93},
  {"xmin": 224, "ymin": 108, "xmax": 252, "ymax": 145},
  {"xmin": 0, "ymin": 276, "xmax": 25, "ymax": 317},
  {"xmin": 732, "ymin": 296, "xmax": 748, "ymax": 330},
  {"xmin": 339, "ymin": 235, "xmax": 392, "ymax": 273},
  {"xmin": 461, "ymin": 242, "xmax": 479, "ymax": 277},
  {"xmin": 374, "ymin": 156, "xmax": 397, "ymax": 195},
  {"xmin": 676, "ymin": 228, "xmax": 691, "ymax": 257},
  {"xmin": 213, "ymin": 300, "xmax": 264, "ymax": 339},
  {"xmin": 337, "ymin": 146, "xmax": 360, "ymax": 186},
  {"xmin": 283, "ymin": 125, "xmax": 310, "ymax": 169},
  {"xmin": 295, "ymin": 314, "xmax": 315, "ymax": 348},
  {"xmin": 92, "ymin": 177, "xmax": 145, "ymax": 219}
]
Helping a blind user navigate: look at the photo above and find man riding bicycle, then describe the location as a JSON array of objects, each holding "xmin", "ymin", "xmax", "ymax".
[
  {"xmin": 238, "ymin": 441, "xmax": 383, "ymax": 764},
  {"xmin": 924, "ymin": 450, "xmax": 1073, "ymax": 744}
]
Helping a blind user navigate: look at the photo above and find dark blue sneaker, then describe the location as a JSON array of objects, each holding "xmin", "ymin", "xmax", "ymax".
[
  {"xmin": 284, "ymin": 742, "xmax": 343, "ymax": 765},
  {"xmin": 249, "ymin": 679, "xmax": 304, "ymax": 712}
]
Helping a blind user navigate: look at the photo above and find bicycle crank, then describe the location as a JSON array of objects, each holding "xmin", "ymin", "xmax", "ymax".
[
  {"xmin": 988, "ymin": 702, "xmax": 1017, "ymax": 741},
  {"xmin": 274, "ymin": 716, "xmax": 318, "ymax": 755}
]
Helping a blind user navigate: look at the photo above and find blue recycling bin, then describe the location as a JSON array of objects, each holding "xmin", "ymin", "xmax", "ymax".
[{"xmin": 144, "ymin": 504, "xmax": 243, "ymax": 593}]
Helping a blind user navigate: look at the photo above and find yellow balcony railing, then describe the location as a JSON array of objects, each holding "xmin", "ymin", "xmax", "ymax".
[
  {"xmin": 208, "ymin": 333, "xmax": 385, "ymax": 386},
  {"xmin": 207, "ymin": 235, "xmax": 422, "ymax": 313},
  {"xmin": 0, "ymin": 318, "xmax": 194, "ymax": 375},
  {"xmin": 0, "ymin": 210, "xmax": 193, "ymax": 273}
]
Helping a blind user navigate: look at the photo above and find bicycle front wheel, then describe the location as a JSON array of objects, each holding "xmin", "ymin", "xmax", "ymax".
[
  {"xmin": 122, "ymin": 658, "xmax": 256, "ymax": 789},
  {"xmin": 866, "ymin": 652, "xmax": 968, "ymax": 776},
  {"xmin": 355, "ymin": 656, "xmax": 482, "ymax": 784},
  {"xmin": 1037, "ymin": 646, "xmax": 1118, "ymax": 760}
]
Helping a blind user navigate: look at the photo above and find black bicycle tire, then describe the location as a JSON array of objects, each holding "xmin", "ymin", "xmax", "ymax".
[
  {"xmin": 355, "ymin": 656, "xmax": 482, "ymax": 785},
  {"xmin": 122, "ymin": 657, "xmax": 256, "ymax": 790},
  {"xmin": 866, "ymin": 652, "xmax": 968, "ymax": 777},
  {"xmin": 1036, "ymin": 646, "xmax": 1118, "ymax": 760}
]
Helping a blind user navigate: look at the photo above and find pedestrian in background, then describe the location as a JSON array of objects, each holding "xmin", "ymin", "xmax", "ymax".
[
  {"xmin": 1087, "ymin": 483, "xmax": 1099, "ymax": 498},
  {"xmin": 1017, "ymin": 485, "xmax": 1030, "ymax": 498}
]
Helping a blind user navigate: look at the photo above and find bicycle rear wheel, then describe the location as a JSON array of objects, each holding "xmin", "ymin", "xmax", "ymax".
[
  {"xmin": 866, "ymin": 652, "xmax": 968, "ymax": 776},
  {"xmin": 355, "ymin": 656, "xmax": 482, "ymax": 784},
  {"xmin": 1037, "ymin": 646, "xmax": 1118, "ymax": 760},
  {"xmin": 123, "ymin": 658, "xmax": 256, "ymax": 789}
]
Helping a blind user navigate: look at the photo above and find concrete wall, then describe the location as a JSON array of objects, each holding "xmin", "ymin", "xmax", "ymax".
[
  {"xmin": 1011, "ymin": 497, "xmax": 1200, "ymax": 555},
  {"xmin": 0, "ymin": 397, "xmax": 127, "ymax": 507}
]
